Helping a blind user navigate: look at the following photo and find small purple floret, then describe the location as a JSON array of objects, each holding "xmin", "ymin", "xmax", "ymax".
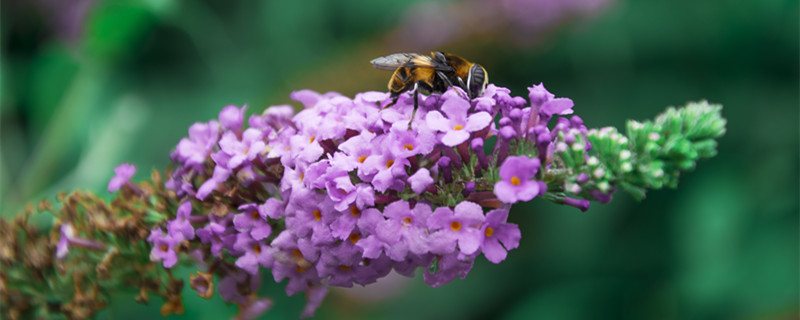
[
  {"xmin": 495, "ymin": 156, "xmax": 541, "ymax": 204},
  {"xmin": 107, "ymin": 163, "xmax": 136, "ymax": 192}
]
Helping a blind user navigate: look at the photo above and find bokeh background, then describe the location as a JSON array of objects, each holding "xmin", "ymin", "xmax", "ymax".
[{"xmin": 2, "ymin": 0, "xmax": 798, "ymax": 319}]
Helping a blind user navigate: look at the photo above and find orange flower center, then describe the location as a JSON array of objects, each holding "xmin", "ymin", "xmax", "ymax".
[
  {"xmin": 299, "ymin": 173, "xmax": 305, "ymax": 182},
  {"xmin": 312, "ymin": 209, "xmax": 322, "ymax": 221},
  {"xmin": 253, "ymin": 244, "xmax": 262, "ymax": 254},
  {"xmin": 402, "ymin": 217, "xmax": 413, "ymax": 225},
  {"xmin": 404, "ymin": 144, "xmax": 414, "ymax": 151},
  {"xmin": 485, "ymin": 227, "xmax": 494, "ymax": 237},
  {"xmin": 339, "ymin": 265, "xmax": 351, "ymax": 271},
  {"xmin": 454, "ymin": 124, "xmax": 464, "ymax": 131},
  {"xmin": 309, "ymin": 136, "xmax": 316, "ymax": 143},
  {"xmin": 161, "ymin": 244, "xmax": 168, "ymax": 252},
  {"xmin": 350, "ymin": 206, "xmax": 361, "ymax": 217},
  {"xmin": 385, "ymin": 159, "xmax": 394, "ymax": 168},
  {"xmin": 349, "ymin": 233, "xmax": 361, "ymax": 244},
  {"xmin": 510, "ymin": 176, "xmax": 521, "ymax": 186},
  {"xmin": 358, "ymin": 155, "xmax": 367, "ymax": 163},
  {"xmin": 244, "ymin": 148, "xmax": 249, "ymax": 155},
  {"xmin": 292, "ymin": 249, "xmax": 303, "ymax": 258},
  {"xmin": 450, "ymin": 221, "xmax": 462, "ymax": 231},
  {"xmin": 251, "ymin": 211, "xmax": 259, "ymax": 219},
  {"xmin": 295, "ymin": 266, "xmax": 306, "ymax": 273}
]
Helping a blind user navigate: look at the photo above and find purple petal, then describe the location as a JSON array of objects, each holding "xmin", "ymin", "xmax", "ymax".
[
  {"xmin": 251, "ymin": 224, "xmax": 273, "ymax": 240},
  {"xmin": 514, "ymin": 181, "xmax": 540, "ymax": 202},
  {"xmin": 494, "ymin": 181, "xmax": 520, "ymax": 204},
  {"xmin": 425, "ymin": 111, "xmax": 450, "ymax": 132},
  {"xmin": 236, "ymin": 253, "xmax": 259, "ymax": 275},
  {"xmin": 481, "ymin": 237, "xmax": 507, "ymax": 264},
  {"xmin": 356, "ymin": 236, "xmax": 385, "ymax": 259},
  {"xmin": 408, "ymin": 168, "xmax": 434, "ymax": 195},
  {"xmin": 440, "ymin": 95, "xmax": 470, "ymax": 119},
  {"xmin": 291, "ymin": 89, "xmax": 322, "ymax": 108},
  {"xmin": 495, "ymin": 223, "xmax": 521, "ymax": 251},
  {"xmin": 428, "ymin": 207, "xmax": 454, "ymax": 231},
  {"xmin": 464, "ymin": 112, "xmax": 493, "ymax": 132},
  {"xmin": 454, "ymin": 201, "xmax": 485, "ymax": 224},
  {"xmin": 219, "ymin": 104, "xmax": 245, "ymax": 131},
  {"xmin": 441, "ymin": 130, "xmax": 470, "ymax": 147},
  {"xmin": 457, "ymin": 230, "xmax": 482, "ymax": 255},
  {"xmin": 427, "ymin": 230, "xmax": 457, "ymax": 254},
  {"xmin": 542, "ymin": 98, "xmax": 574, "ymax": 116}
]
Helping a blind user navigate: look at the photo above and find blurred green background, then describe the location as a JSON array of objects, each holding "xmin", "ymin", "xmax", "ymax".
[{"xmin": 2, "ymin": 0, "xmax": 797, "ymax": 319}]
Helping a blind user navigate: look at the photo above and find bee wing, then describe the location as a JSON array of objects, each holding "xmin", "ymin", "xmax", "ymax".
[
  {"xmin": 370, "ymin": 53, "xmax": 420, "ymax": 70},
  {"xmin": 371, "ymin": 53, "xmax": 453, "ymax": 71}
]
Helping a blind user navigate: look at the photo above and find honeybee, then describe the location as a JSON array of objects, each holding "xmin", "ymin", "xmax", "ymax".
[{"xmin": 370, "ymin": 51, "xmax": 488, "ymax": 109}]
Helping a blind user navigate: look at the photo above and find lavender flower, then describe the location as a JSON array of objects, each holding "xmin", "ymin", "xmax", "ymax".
[
  {"xmin": 408, "ymin": 168, "xmax": 434, "ymax": 195},
  {"xmin": 235, "ymin": 297, "xmax": 273, "ymax": 320},
  {"xmin": 220, "ymin": 128, "xmax": 266, "ymax": 169},
  {"xmin": 426, "ymin": 89, "xmax": 493, "ymax": 146},
  {"xmin": 148, "ymin": 228, "xmax": 183, "ymax": 268},
  {"xmin": 427, "ymin": 201, "xmax": 485, "ymax": 255},
  {"xmin": 56, "ymin": 223, "xmax": 105, "ymax": 259},
  {"xmin": 196, "ymin": 216, "xmax": 236, "ymax": 257},
  {"xmin": 107, "ymin": 163, "xmax": 136, "ymax": 192},
  {"xmin": 480, "ymin": 207, "xmax": 521, "ymax": 263},
  {"xmin": 233, "ymin": 233, "xmax": 275, "ymax": 275},
  {"xmin": 168, "ymin": 202, "xmax": 195, "ymax": 240},
  {"xmin": 233, "ymin": 203, "xmax": 272, "ymax": 241},
  {"xmin": 175, "ymin": 120, "xmax": 220, "ymax": 170},
  {"xmin": 495, "ymin": 156, "xmax": 542, "ymax": 204},
  {"xmin": 219, "ymin": 104, "xmax": 246, "ymax": 132}
]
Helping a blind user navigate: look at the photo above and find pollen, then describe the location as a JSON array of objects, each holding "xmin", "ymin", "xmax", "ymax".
[
  {"xmin": 251, "ymin": 211, "xmax": 259, "ymax": 219},
  {"xmin": 350, "ymin": 206, "xmax": 361, "ymax": 217},
  {"xmin": 358, "ymin": 155, "xmax": 367, "ymax": 163},
  {"xmin": 453, "ymin": 124, "xmax": 464, "ymax": 131},
  {"xmin": 253, "ymin": 244, "xmax": 262, "ymax": 254},
  {"xmin": 295, "ymin": 266, "xmax": 306, "ymax": 273},
  {"xmin": 402, "ymin": 217, "xmax": 413, "ymax": 225},
  {"xmin": 485, "ymin": 227, "xmax": 494, "ymax": 237},
  {"xmin": 299, "ymin": 173, "xmax": 304, "ymax": 182},
  {"xmin": 450, "ymin": 221, "xmax": 462, "ymax": 231},
  {"xmin": 385, "ymin": 159, "xmax": 394, "ymax": 168},
  {"xmin": 339, "ymin": 265, "xmax": 351, "ymax": 271},
  {"xmin": 244, "ymin": 148, "xmax": 250, "ymax": 155},
  {"xmin": 309, "ymin": 136, "xmax": 316, "ymax": 143},
  {"xmin": 510, "ymin": 176, "xmax": 521, "ymax": 186},
  {"xmin": 312, "ymin": 209, "xmax": 322, "ymax": 221},
  {"xmin": 349, "ymin": 233, "xmax": 361, "ymax": 244},
  {"xmin": 404, "ymin": 144, "xmax": 414, "ymax": 151},
  {"xmin": 292, "ymin": 249, "xmax": 303, "ymax": 258},
  {"xmin": 161, "ymin": 244, "xmax": 168, "ymax": 252}
]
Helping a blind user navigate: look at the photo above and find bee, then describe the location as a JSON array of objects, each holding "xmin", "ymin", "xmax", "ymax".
[{"xmin": 370, "ymin": 51, "xmax": 488, "ymax": 118}]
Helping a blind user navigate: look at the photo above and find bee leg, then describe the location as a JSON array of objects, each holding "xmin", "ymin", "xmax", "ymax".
[
  {"xmin": 455, "ymin": 77, "xmax": 470, "ymax": 100},
  {"xmin": 406, "ymin": 83, "xmax": 422, "ymax": 129},
  {"xmin": 437, "ymin": 71, "xmax": 457, "ymax": 89},
  {"xmin": 438, "ymin": 71, "xmax": 469, "ymax": 100},
  {"xmin": 382, "ymin": 95, "xmax": 400, "ymax": 110}
]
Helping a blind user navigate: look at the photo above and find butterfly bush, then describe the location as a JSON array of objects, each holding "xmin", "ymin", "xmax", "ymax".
[{"xmin": 1, "ymin": 83, "xmax": 725, "ymax": 320}]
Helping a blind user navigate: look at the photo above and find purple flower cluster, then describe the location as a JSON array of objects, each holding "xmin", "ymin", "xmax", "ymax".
[
  {"xmin": 148, "ymin": 82, "xmax": 587, "ymax": 317},
  {"xmin": 264, "ymin": 87, "xmax": 524, "ymax": 291}
]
